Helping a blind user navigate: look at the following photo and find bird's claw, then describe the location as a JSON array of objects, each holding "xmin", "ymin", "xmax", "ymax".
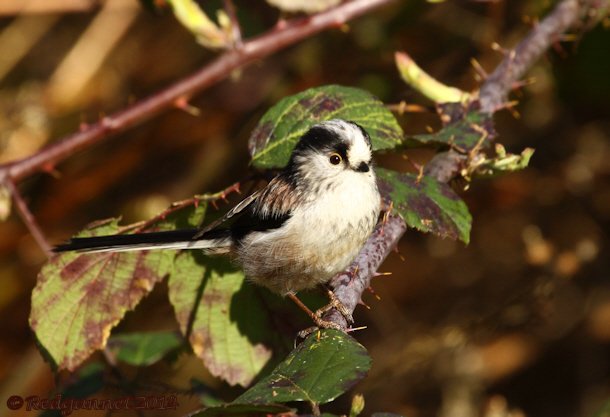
[{"xmin": 315, "ymin": 290, "xmax": 354, "ymax": 324}]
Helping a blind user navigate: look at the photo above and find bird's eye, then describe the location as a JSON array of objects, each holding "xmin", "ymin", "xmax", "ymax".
[{"xmin": 329, "ymin": 153, "xmax": 342, "ymax": 165}]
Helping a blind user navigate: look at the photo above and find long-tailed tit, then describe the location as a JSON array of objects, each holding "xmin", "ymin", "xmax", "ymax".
[{"xmin": 55, "ymin": 119, "xmax": 381, "ymax": 329}]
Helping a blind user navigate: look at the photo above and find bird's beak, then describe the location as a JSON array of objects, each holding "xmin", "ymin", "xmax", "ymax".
[{"xmin": 353, "ymin": 161, "xmax": 370, "ymax": 173}]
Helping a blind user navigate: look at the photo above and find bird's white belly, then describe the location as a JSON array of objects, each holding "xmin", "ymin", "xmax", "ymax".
[{"xmin": 239, "ymin": 173, "xmax": 380, "ymax": 295}]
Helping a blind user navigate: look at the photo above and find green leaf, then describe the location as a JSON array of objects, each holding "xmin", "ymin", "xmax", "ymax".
[
  {"xmin": 56, "ymin": 362, "xmax": 105, "ymax": 399},
  {"xmin": 473, "ymin": 144, "xmax": 535, "ymax": 178},
  {"xmin": 236, "ymin": 329, "xmax": 371, "ymax": 405},
  {"xmin": 168, "ymin": 254, "xmax": 296, "ymax": 387},
  {"xmin": 249, "ymin": 85, "xmax": 403, "ymax": 169},
  {"xmin": 30, "ymin": 203, "xmax": 206, "ymax": 371},
  {"xmin": 107, "ymin": 331, "xmax": 183, "ymax": 366},
  {"xmin": 188, "ymin": 404, "xmax": 293, "ymax": 417},
  {"xmin": 412, "ymin": 102, "xmax": 494, "ymax": 151},
  {"xmin": 377, "ymin": 168, "xmax": 471, "ymax": 243}
]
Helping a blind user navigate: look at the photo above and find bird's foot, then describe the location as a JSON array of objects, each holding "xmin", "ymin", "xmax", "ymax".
[
  {"xmin": 287, "ymin": 291, "xmax": 351, "ymax": 341},
  {"xmin": 296, "ymin": 317, "xmax": 343, "ymax": 340},
  {"xmin": 315, "ymin": 289, "xmax": 354, "ymax": 324}
]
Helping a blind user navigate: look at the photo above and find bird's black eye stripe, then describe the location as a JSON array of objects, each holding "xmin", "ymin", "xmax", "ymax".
[{"xmin": 293, "ymin": 126, "xmax": 344, "ymax": 154}]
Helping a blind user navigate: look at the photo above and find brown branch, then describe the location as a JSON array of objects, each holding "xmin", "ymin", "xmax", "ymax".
[
  {"xmin": 324, "ymin": 0, "xmax": 604, "ymax": 330},
  {"xmin": 0, "ymin": 0, "xmax": 396, "ymax": 186},
  {"xmin": 5, "ymin": 180, "xmax": 53, "ymax": 257},
  {"xmin": 420, "ymin": 0, "xmax": 606, "ymax": 201},
  {"xmin": 479, "ymin": 0, "xmax": 601, "ymax": 113},
  {"xmin": 325, "ymin": 213, "xmax": 407, "ymax": 329}
]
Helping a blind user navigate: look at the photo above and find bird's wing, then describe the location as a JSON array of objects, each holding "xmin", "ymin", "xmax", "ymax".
[
  {"xmin": 195, "ymin": 175, "xmax": 299, "ymax": 241},
  {"xmin": 193, "ymin": 189, "xmax": 263, "ymax": 239}
]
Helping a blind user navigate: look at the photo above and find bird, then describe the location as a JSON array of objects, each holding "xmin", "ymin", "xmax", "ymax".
[{"xmin": 55, "ymin": 119, "xmax": 382, "ymax": 330}]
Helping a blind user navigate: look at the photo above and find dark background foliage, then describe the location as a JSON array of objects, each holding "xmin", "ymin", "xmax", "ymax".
[{"xmin": 0, "ymin": 1, "xmax": 608, "ymax": 416}]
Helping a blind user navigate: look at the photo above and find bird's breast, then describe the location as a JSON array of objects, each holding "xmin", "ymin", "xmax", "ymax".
[{"xmin": 238, "ymin": 173, "xmax": 380, "ymax": 294}]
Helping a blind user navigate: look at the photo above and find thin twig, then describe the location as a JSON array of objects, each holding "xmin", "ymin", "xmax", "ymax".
[
  {"xmin": 386, "ymin": 101, "xmax": 430, "ymax": 115},
  {"xmin": 5, "ymin": 179, "xmax": 53, "ymax": 257},
  {"xmin": 0, "ymin": 0, "xmax": 396, "ymax": 185},
  {"xmin": 223, "ymin": 0, "xmax": 242, "ymax": 48},
  {"xmin": 128, "ymin": 182, "xmax": 241, "ymax": 233}
]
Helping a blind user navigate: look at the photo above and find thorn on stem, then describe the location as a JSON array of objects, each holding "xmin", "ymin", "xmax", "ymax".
[
  {"xmin": 346, "ymin": 325, "xmax": 367, "ymax": 333},
  {"xmin": 174, "ymin": 97, "xmax": 201, "ymax": 116},
  {"xmin": 511, "ymin": 77, "xmax": 536, "ymax": 90},
  {"xmin": 367, "ymin": 285, "xmax": 382, "ymax": 301},
  {"xmin": 343, "ymin": 265, "xmax": 359, "ymax": 284},
  {"xmin": 491, "ymin": 41, "xmax": 510, "ymax": 55},
  {"xmin": 276, "ymin": 18, "xmax": 288, "ymax": 30},
  {"xmin": 42, "ymin": 164, "xmax": 61, "ymax": 178},
  {"xmin": 416, "ymin": 165, "xmax": 424, "ymax": 183},
  {"xmin": 100, "ymin": 116, "xmax": 118, "ymax": 130},
  {"xmin": 470, "ymin": 57, "xmax": 488, "ymax": 81}
]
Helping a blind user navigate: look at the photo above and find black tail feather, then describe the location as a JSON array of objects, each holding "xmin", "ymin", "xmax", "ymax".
[{"xmin": 54, "ymin": 229, "xmax": 202, "ymax": 252}]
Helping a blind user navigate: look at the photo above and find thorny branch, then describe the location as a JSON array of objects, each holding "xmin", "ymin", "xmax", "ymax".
[
  {"xmin": 0, "ymin": 0, "xmax": 396, "ymax": 185},
  {"xmin": 479, "ymin": 0, "xmax": 601, "ymax": 114},
  {"xmin": 325, "ymin": 0, "xmax": 608, "ymax": 330},
  {"xmin": 422, "ymin": 0, "xmax": 606, "ymax": 199}
]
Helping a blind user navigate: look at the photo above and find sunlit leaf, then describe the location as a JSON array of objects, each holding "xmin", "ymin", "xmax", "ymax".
[
  {"xmin": 30, "ymin": 203, "xmax": 206, "ymax": 371},
  {"xmin": 236, "ymin": 329, "xmax": 371, "ymax": 405},
  {"xmin": 249, "ymin": 85, "xmax": 403, "ymax": 169},
  {"xmin": 377, "ymin": 168, "xmax": 471, "ymax": 243},
  {"xmin": 168, "ymin": 254, "xmax": 298, "ymax": 387},
  {"xmin": 167, "ymin": 0, "xmax": 231, "ymax": 49}
]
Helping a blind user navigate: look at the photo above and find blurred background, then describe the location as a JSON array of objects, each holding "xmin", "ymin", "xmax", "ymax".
[{"xmin": 0, "ymin": 1, "xmax": 609, "ymax": 416}]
